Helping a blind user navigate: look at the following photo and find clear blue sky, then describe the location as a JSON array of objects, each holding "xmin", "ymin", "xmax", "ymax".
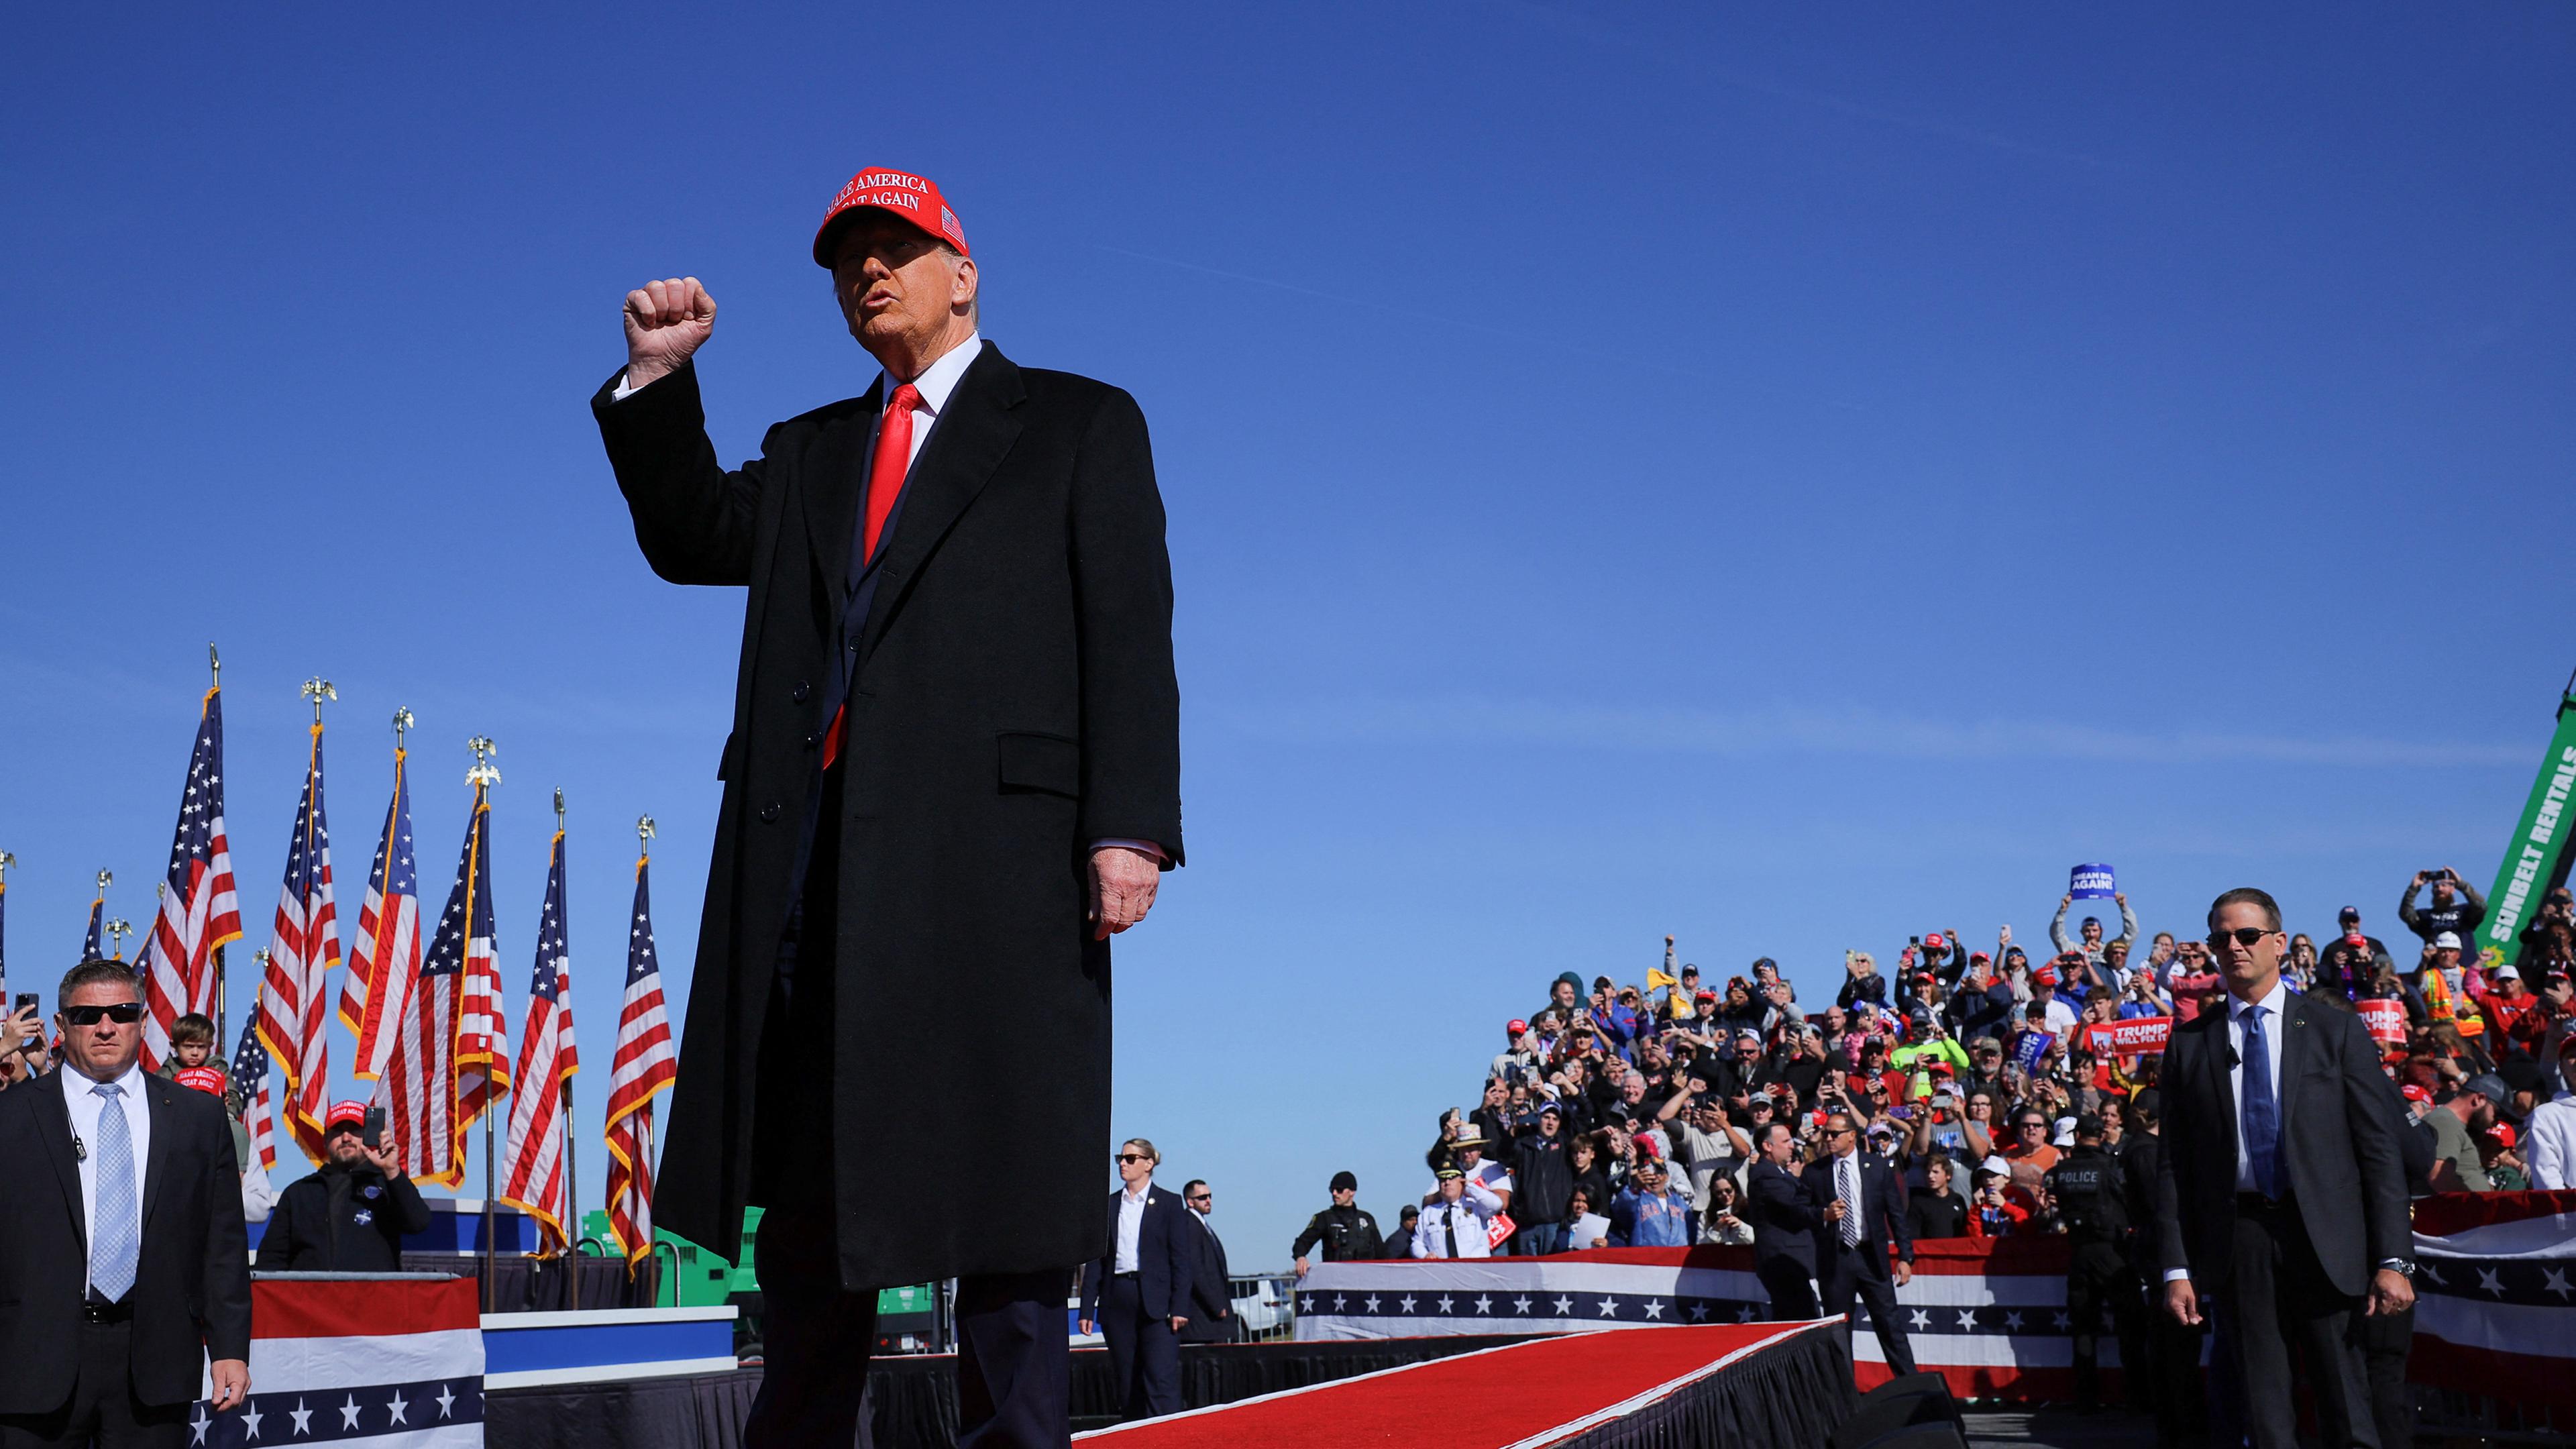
[{"xmin": 5, "ymin": 5, "xmax": 2571, "ymax": 1269}]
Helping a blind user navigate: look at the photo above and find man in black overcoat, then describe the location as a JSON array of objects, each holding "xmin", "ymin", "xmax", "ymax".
[
  {"xmin": 2155, "ymin": 888, "xmax": 2413, "ymax": 1449},
  {"xmin": 593, "ymin": 166, "xmax": 1183, "ymax": 1449}
]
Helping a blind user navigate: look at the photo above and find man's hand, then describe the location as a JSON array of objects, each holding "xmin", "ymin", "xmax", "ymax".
[
  {"xmin": 2412, "ymin": 871, "xmax": 2430, "ymax": 886},
  {"xmin": 210, "ymin": 1358, "xmax": 250, "ymax": 1412},
  {"xmin": 1893, "ymin": 1260, "xmax": 1914, "ymax": 1287},
  {"xmin": 2367, "ymin": 1267, "xmax": 2416, "ymax": 1316},
  {"xmin": 1170, "ymin": 1315, "xmax": 1188, "ymax": 1332},
  {"xmin": 1078, "ymin": 1318, "xmax": 1094, "ymax": 1336},
  {"xmin": 1089, "ymin": 846, "xmax": 1161, "ymax": 941},
  {"xmin": 2114, "ymin": 892, "xmax": 2127, "ymax": 907},
  {"xmin": 2165, "ymin": 1277, "xmax": 2202, "ymax": 1326},
  {"xmin": 1293, "ymin": 1256, "xmax": 1310, "ymax": 1278},
  {"xmin": 621, "ymin": 276, "xmax": 717, "ymax": 392},
  {"xmin": 1823, "ymin": 1199, "xmax": 1847, "ymax": 1224},
  {"xmin": 360, "ymin": 1140, "xmax": 402, "ymax": 1177}
]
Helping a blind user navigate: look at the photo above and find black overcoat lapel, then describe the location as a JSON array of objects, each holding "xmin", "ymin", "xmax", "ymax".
[
  {"xmin": 859, "ymin": 347, "xmax": 1028, "ymax": 661},
  {"xmin": 798, "ymin": 378, "xmax": 885, "ymax": 604}
]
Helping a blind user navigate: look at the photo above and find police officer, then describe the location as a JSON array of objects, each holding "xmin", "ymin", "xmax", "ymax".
[
  {"xmin": 255, "ymin": 1102, "xmax": 431, "ymax": 1271},
  {"xmin": 1291, "ymin": 1171, "xmax": 1383, "ymax": 1277},
  {"xmin": 2044, "ymin": 1113, "xmax": 2135, "ymax": 1411}
]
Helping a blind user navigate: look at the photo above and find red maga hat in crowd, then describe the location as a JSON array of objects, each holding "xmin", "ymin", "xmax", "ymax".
[
  {"xmin": 174, "ymin": 1066, "xmax": 225, "ymax": 1096},
  {"xmin": 1924, "ymin": 932, "xmax": 1947, "ymax": 953},
  {"xmin": 325, "ymin": 1100, "xmax": 369, "ymax": 1131},
  {"xmin": 2401, "ymin": 1083, "xmax": 2432, "ymax": 1104},
  {"xmin": 813, "ymin": 167, "xmax": 970, "ymax": 267}
]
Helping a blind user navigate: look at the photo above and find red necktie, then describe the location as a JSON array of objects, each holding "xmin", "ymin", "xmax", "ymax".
[
  {"xmin": 862, "ymin": 382, "xmax": 924, "ymax": 564},
  {"xmin": 822, "ymin": 382, "xmax": 923, "ymax": 773}
]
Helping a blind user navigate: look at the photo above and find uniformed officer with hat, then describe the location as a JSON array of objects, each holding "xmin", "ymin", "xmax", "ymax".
[{"xmin": 1292, "ymin": 1171, "xmax": 1383, "ymax": 1277}]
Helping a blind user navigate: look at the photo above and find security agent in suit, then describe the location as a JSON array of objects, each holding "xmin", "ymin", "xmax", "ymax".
[
  {"xmin": 600, "ymin": 169, "xmax": 1181, "ymax": 1449},
  {"xmin": 0, "ymin": 961, "xmax": 250, "ymax": 1448},
  {"xmin": 2155, "ymin": 888, "xmax": 2415, "ymax": 1449},
  {"xmin": 1175, "ymin": 1181, "xmax": 1238, "ymax": 1344},
  {"xmin": 1077, "ymin": 1141, "xmax": 1195, "ymax": 1421},
  {"xmin": 1746, "ymin": 1121, "xmax": 1822, "ymax": 1320},
  {"xmin": 1803, "ymin": 1111, "xmax": 1919, "ymax": 1375}
]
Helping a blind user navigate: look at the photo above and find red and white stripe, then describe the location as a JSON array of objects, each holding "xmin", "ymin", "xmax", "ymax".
[
  {"xmin": 254, "ymin": 727, "xmax": 339, "ymax": 1165},
  {"xmin": 342, "ymin": 749, "xmax": 419, "ymax": 1081}
]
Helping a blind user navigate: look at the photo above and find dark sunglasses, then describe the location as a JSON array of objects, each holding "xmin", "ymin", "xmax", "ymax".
[
  {"xmin": 1115, "ymin": 1152, "xmax": 1151, "ymax": 1164},
  {"xmin": 1186, "ymin": 1193, "xmax": 1211, "ymax": 1203},
  {"xmin": 63, "ymin": 1003, "xmax": 144, "ymax": 1026},
  {"xmin": 2212, "ymin": 927, "xmax": 2272, "ymax": 947}
]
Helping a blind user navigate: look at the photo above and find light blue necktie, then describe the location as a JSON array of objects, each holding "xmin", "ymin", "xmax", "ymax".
[
  {"xmin": 90, "ymin": 1083, "xmax": 140, "ymax": 1303},
  {"xmin": 2241, "ymin": 1004, "xmax": 2281, "ymax": 1200}
]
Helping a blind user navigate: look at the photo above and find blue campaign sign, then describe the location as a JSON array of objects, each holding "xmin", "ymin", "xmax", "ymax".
[{"xmin": 2070, "ymin": 864, "xmax": 2117, "ymax": 900}]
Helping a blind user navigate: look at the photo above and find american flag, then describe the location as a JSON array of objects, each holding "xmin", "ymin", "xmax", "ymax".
[
  {"xmin": 342, "ymin": 747, "xmax": 420, "ymax": 1081},
  {"xmin": 83, "ymin": 894, "xmax": 103, "ymax": 960},
  {"xmin": 231, "ymin": 1016, "xmax": 280, "ymax": 1171},
  {"xmin": 255, "ymin": 724, "xmax": 339, "ymax": 1165},
  {"xmin": 603, "ymin": 850, "xmax": 676, "ymax": 1266},
  {"xmin": 141, "ymin": 688, "xmax": 244, "ymax": 1071},
  {"xmin": 372, "ymin": 779, "xmax": 508, "ymax": 1188},
  {"xmin": 498, "ymin": 829, "xmax": 578, "ymax": 1252}
]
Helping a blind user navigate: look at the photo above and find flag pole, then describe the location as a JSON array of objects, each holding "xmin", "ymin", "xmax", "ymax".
[
  {"xmin": 468, "ymin": 737, "xmax": 500, "ymax": 1315},
  {"xmin": 209, "ymin": 644, "xmax": 225, "ymax": 1048},
  {"xmin": 557, "ymin": 788, "xmax": 578, "ymax": 1311}
]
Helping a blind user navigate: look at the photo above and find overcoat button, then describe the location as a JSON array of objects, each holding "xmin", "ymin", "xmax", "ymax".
[
  {"xmin": 758, "ymin": 802, "xmax": 782, "ymax": 823},
  {"xmin": 791, "ymin": 681, "xmax": 811, "ymax": 703},
  {"xmin": 803, "ymin": 733, "xmax": 819, "ymax": 750}
]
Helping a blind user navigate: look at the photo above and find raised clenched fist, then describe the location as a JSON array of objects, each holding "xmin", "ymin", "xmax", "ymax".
[{"xmin": 623, "ymin": 277, "xmax": 716, "ymax": 391}]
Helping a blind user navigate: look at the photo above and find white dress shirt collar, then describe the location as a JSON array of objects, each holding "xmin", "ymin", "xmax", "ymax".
[
  {"xmin": 881, "ymin": 332, "xmax": 982, "ymax": 417},
  {"xmin": 2231, "ymin": 976, "xmax": 2290, "ymax": 1023}
]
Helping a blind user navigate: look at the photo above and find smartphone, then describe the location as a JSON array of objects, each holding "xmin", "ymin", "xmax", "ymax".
[
  {"xmin": 363, "ymin": 1106, "xmax": 387, "ymax": 1150},
  {"xmin": 11, "ymin": 993, "xmax": 37, "ymax": 1049}
]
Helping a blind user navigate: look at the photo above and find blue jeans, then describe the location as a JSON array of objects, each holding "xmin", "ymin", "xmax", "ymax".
[{"xmin": 1515, "ymin": 1222, "xmax": 1565, "ymax": 1256}]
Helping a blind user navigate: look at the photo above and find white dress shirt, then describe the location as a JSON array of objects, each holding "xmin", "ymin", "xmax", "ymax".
[
  {"xmin": 63, "ymin": 1059, "xmax": 152, "ymax": 1293},
  {"xmin": 1114, "ymin": 1180, "xmax": 1150, "ymax": 1273}
]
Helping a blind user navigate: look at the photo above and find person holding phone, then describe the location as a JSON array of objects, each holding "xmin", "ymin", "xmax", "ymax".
[
  {"xmin": 254, "ymin": 1101, "xmax": 429, "ymax": 1271},
  {"xmin": 1, "ymin": 997, "xmax": 46, "ymax": 1088}
]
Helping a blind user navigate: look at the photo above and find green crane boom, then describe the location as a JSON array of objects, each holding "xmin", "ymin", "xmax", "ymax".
[{"xmin": 2475, "ymin": 673, "xmax": 2576, "ymax": 969}]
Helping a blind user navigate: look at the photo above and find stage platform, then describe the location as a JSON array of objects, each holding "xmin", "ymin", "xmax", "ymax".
[{"xmin": 485, "ymin": 1321, "xmax": 1851, "ymax": 1449}]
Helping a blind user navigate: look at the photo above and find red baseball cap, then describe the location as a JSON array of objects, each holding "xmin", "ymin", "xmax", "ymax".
[
  {"xmin": 2035, "ymin": 964, "xmax": 2061, "ymax": 987},
  {"xmin": 813, "ymin": 167, "xmax": 970, "ymax": 267},
  {"xmin": 1925, "ymin": 932, "xmax": 1947, "ymax": 953},
  {"xmin": 1507, "ymin": 1018, "xmax": 1528, "ymax": 1035},
  {"xmin": 174, "ymin": 1066, "xmax": 225, "ymax": 1096},
  {"xmin": 325, "ymin": 1100, "xmax": 370, "ymax": 1132},
  {"xmin": 2485, "ymin": 1123, "xmax": 2518, "ymax": 1148},
  {"xmin": 2400, "ymin": 1083, "xmax": 2432, "ymax": 1104}
]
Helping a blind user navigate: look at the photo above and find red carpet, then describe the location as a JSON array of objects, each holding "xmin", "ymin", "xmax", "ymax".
[{"xmin": 1073, "ymin": 1320, "xmax": 1837, "ymax": 1448}]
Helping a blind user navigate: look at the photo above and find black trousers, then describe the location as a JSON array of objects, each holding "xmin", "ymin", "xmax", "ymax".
[
  {"xmin": 1096, "ymin": 1275, "xmax": 1181, "ymax": 1419},
  {"xmin": 745, "ymin": 775, "xmax": 1073, "ymax": 1449},
  {"xmin": 0, "ymin": 1319, "xmax": 187, "ymax": 1449},
  {"xmin": 1756, "ymin": 1256, "xmax": 1821, "ymax": 1321},
  {"xmin": 2065, "ymin": 1238, "xmax": 2139, "ymax": 1409},
  {"xmin": 2131, "ymin": 1260, "xmax": 2210, "ymax": 1447},
  {"xmin": 2214, "ymin": 1200, "xmax": 2377, "ymax": 1449},
  {"xmin": 1819, "ymin": 1242, "xmax": 1917, "ymax": 1376},
  {"xmin": 2349, "ymin": 1300, "xmax": 2414, "ymax": 1449}
]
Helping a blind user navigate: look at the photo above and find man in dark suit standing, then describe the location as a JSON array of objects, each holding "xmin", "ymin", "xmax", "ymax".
[
  {"xmin": 2155, "ymin": 888, "xmax": 2413, "ymax": 1449},
  {"xmin": 596, "ymin": 168, "xmax": 1182, "ymax": 1448},
  {"xmin": 1745, "ymin": 1121, "xmax": 1821, "ymax": 1320},
  {"xmin": 0, "ymin": 961, "xmax": 251, "ymax": 1448},
  {"xmin": 1077, "ymin": 1140, "xmax": 1194, "ymax": 1419},
  {"xmin": 1804, "ymin": 1111, "xmax": 1919, "ymax": 1374},
  {"xmin": 1175, "ymin": 1180, "xmax": 1237, "ymax": 1344}
]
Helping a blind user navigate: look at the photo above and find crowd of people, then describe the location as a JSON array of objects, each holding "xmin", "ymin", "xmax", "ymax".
[{"xmin": 1285, "ymin": 870, "xmax": 2576, "ymax": 1426}]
